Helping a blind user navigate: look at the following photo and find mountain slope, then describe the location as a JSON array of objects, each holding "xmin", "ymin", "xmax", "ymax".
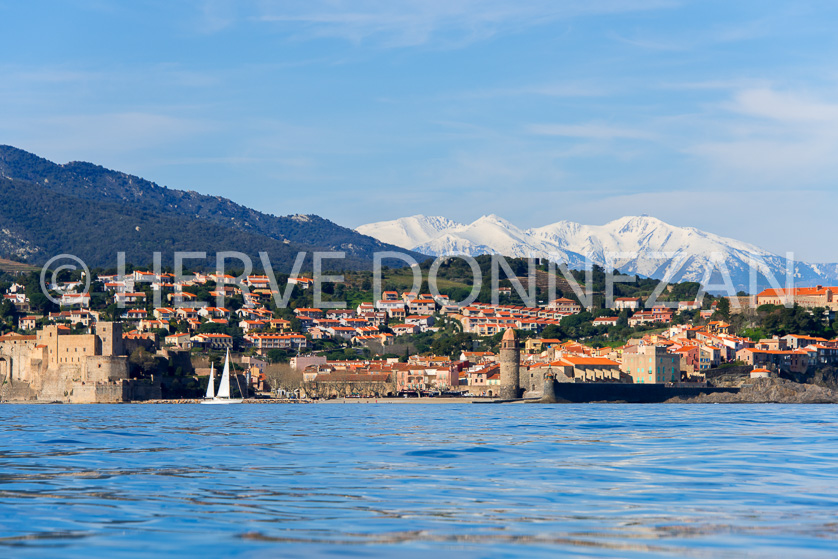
[
  {"xmin": 0, "ymin": 176, "xmax": 311, "ymax": 269},
  {"xmin": 0, "ymin": 145, "xmax": 423, "ymax": 265},
  {"xmin": 357, "ymin": 214, "xmax": 838, "ymax": 291},
  {"xmin": 0, "ymin": 146, "xmax": 425, "ymax": 269}
]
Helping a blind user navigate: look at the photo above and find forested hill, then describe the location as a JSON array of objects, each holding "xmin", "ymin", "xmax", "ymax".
[{"xmin": 0, "ymin": 146, "xmax": 425, "ymax": 269}]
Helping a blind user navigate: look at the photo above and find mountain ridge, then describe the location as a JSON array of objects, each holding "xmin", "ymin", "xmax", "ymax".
[
  {"xmin": 0, "ymin": 146, "xmax": 425, "ymax": 270},
  {"xmin": 357, "ymin": 214, "xmax": 838, "ymax": 291}
]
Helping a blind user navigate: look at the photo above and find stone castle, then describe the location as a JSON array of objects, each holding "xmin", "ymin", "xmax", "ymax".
[{"xmin": 0, "ymin": 322, "xmax": 160, "ymax": 403}]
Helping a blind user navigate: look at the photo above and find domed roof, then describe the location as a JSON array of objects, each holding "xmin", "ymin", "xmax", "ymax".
[{"xmin": 502, "ymin": 328, "xmax": 517, "ymax": 342}]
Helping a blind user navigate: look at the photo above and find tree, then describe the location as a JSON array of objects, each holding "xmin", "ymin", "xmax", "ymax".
[
  {"xmin": 715, "ymin": 298, "xmax": 731, "ymax": 320},
  {"xmin": 129, "ymin": 347, "xmax": 159, "ymax": 377},
  {"xmin": 616, "ymin": 309, "xmax": 629, "ymax": 328},
  {"xmin": 541, "ymin": 324, "xmax": 562, "ymax": 340},
  {"xmin": 28, "ymin": 292, "xmax": 56, "ymax": 314},
  {"xmin": 104, "ymin": 303, "xmax": 120, "ymax": 321},
  {"xmin": 266, "ymin": 348, "xmax": 290, "ymax": 363},
  {"xmin": 152, "ymin": 328, "xmax": 170, "ymax": 339},
  {"xmin": 264, "ymin": 363, "xmax": 303, "ymax": 393},
  {"xmin": 0, "ymin": 300, "xmax": 15, "ymax": 320}
]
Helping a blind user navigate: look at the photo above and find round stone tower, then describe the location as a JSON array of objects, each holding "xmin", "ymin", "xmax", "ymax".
[
  {"xmin": 541, "ymin": 366, "xmax": 559, "ymax": 403},
  {"xmin": 499, "ymin": 328, "xmax": 521, "ymax": 399}
]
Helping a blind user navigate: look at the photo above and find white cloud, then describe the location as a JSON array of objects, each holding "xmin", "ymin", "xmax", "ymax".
[
  {"xmin": 196, "ymin": 0, "xmax": 237, "ymax": 33},
  {"xmin": 453, "ymin": 81, "xmax": 609, "ymax": 99},
  {"xmin": 527, "ymin": 122, "xmax": 657, "ymax": 140},
  {"xmin": 657, "ymin": 78, "xmax": 770, "ymax": 91},
  {"xmin": 254, "ymin": 0, "xmax": 680, "ymax": 47},
  {"xmin": 608, "ymin": 33, "xmax": 684, "ymax": 51},
  {"xmin": 686, "ymin": 88, "xmax": 838, "ymax": 183},
  {"xmin": 688, "ymin": 137, "xmax": 838, "ymax": 181},
  {"xmin": 725, "ymin": 88, "xmax": 838, "ymax": 123}
]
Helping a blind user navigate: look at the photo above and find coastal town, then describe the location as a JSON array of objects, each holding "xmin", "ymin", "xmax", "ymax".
[{"xmin": 1, "ymin": 266, "xmax": 838, "ymax": 403}]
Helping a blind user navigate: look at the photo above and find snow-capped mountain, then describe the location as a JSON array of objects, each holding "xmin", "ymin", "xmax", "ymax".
[
  {"xmin": 356, "ymin": 215, "xmax": 461, "ymax": 250},
  {"xmin": 356, "ymin": 215, "xmax": 838, "ymax": 291}
]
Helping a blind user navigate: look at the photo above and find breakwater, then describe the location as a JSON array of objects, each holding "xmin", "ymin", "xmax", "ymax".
[{"xmin": 548, "ymin": 382, "xmax": 738, "ymax": 403}]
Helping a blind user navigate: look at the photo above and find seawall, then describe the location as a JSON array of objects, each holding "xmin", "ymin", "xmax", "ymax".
[{"xmin": 548, "ymin": 382, "xmax": 738, "ymax": 403}]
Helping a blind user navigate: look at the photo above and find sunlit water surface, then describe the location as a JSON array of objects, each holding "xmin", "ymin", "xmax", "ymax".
[{"xmin": 1, "ymin": 403, "xmax": 837, "ymax": 558}]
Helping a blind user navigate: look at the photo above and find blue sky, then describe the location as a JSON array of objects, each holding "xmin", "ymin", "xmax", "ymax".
[{"xmin": 2, "ymin": 1, "xmax": 838, "ymax": 260}]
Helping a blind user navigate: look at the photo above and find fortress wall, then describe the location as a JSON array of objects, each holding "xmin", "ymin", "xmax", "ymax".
[
  {"xmin": 84, "ymin": 356, "xmax": 129, "ymax": 384},
  {"xmin": 69, "ymin": 382, "xmax": 130, "ymax": 404},
  {"xmin": 129, "ymin": 381, "xmax": 163, "ymax": 401},
  {"xmin": 55, "ymin": 335, "xmax": 99, "ymax": 370},
  {"xmin": 69, "ymin": 379, "xmax": 160, "ymax": 403},
  {"xmin": 0, "ymin": 340, "xmax": 39, "ymax": 385},
  {"xmin": 0, "ymin": 379, "xmax": 37, "ymax": 401},
  {"xmin": 124, "ymin": 337, "xmax": 155, "ymax": 355},
  {"xmin": 7, "ymin": 345, "xmax": 29, "ymax": 384},
  {"xmin": 34, "ymin": 365, "xmax": 78, "ymax": 401}
]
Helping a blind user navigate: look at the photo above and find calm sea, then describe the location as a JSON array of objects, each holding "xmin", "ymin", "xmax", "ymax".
[{"xmin": 0, "ymin": 403, "xmax": 837, "ymax": 558}]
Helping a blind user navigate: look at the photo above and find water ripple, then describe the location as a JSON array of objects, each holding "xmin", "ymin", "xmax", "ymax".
[{"xmin": 0, "ymin": 404, "xmax": 837, "ymax": 557}]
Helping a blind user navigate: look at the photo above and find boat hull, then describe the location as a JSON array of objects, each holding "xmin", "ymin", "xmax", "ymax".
[{"xmin": 200, "ymin": 399, "xmax": 243, "ymax": 405}]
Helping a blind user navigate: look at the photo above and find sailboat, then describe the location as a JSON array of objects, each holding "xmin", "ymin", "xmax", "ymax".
[{"xmin": 201, "ymin": 349, "xmax": 243, "ymax": 404}]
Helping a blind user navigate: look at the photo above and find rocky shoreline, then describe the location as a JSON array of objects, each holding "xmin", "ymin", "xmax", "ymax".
[{"xmin": 668, "ymin": 377, "xmax": 838, "ymax": 404}]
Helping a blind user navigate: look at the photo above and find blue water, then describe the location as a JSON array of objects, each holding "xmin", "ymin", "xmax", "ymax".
[{"xmin": 1, "ymin": 404, "xmax": 837, "ymax": 558}]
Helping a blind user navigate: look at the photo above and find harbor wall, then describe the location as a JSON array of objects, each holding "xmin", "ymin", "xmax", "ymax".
[{"xmin": 549, "ymin": 382, "xmax": 738, "ymax": 403}]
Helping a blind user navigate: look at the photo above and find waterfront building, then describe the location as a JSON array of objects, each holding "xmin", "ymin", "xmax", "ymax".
[{"xmin": 621, "ymin": 345, "xmax": 680, "ymax": 384}]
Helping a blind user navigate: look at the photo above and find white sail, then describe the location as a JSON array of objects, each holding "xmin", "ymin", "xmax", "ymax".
[
  {"xmin": 217, "ymin": 349, "xmax": 232, "ymax": 399},
  {"xmin": 204, "ymin": 363, "xmax": 216, "ymax": 399}
]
